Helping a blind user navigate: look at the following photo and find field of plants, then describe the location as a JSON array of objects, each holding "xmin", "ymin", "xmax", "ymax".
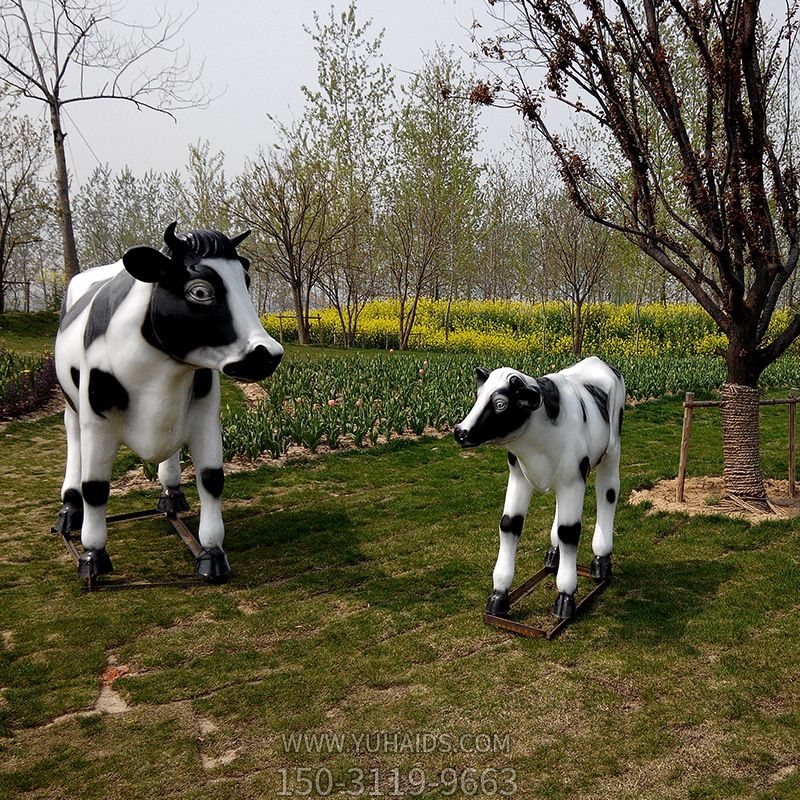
[
  {"xmin": 221, "ymin": 350, "xmax": 800, "ymax": 462},
  {"xmin": 0, "ymin": 350, "xmax": 56, "ymax": 420}
]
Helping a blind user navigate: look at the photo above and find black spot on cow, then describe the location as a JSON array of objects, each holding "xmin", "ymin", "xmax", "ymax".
[
  {"xmin": 88, "ymin": 369, "xmax": 129, "ymax": 418},
  {"xmin": 141, "ymin": 262, "xmax": 238, "ymax": 361},
  {"xmin": 500, "ymin": 513, "xmax": 524, "ymax": 537},
  {"xmin": 193, "ymin": 368, "xmax": 213, "ymax": 398},
  {"xmin": 610, "ymin": 365, "xmax": 622, "ymax": 381},
  {"xmin": 507, "ymin": 452, "xmax": 518, "ymax": 468},
  {"xmin": 584, "ymin": 383, "xmax": 610, "ymax": 423},
  {"xmin": 84, "ymin": 270, "xmax": 136, "ymax": 348},
  {"xmin": 558, "ymin": 522, "xmax": 582, "ymax": 546},
  {"xmin": 201, "ymin": 467, "xmax": 224, "ymax": 499},
  {"xmin": 82, "ymin": 480, "xmax": 110, "ymax": 507},
  {"xmin": 606, "ymin": 488, "xmax": 617, "ymax": 504},
  {"xmin": 618, "ymin": 407, "xmax": 624, "ymax": 436},
  {"xmin": 463, "ymin": 381, "xmax": 538, "ymax": 446},
  {"xmin": 70, "ymin": 367, "xmax": 80, "ymax": 388},
  {"xmin": 536, "ymin": 376, "xmax": 560, "ymax": 421},
  {"xmin": 579, "ymin": 397, "xmax": 587, "ymax": 423},
  {"xmin": 579, "ymin": 456, "xmax": 590, "ymax": 482},
  {"xmin": 59, "ymin": 278, "xmax": 110, "ymax": 331}
]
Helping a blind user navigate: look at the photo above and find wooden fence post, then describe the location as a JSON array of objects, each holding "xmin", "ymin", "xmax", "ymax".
[
  {"xmin": 790, "ymin": 389, "xmax": 797, "ymax": 497},
  {"xmin": 676, "ymin": 392, "xmax": 694, "ymax": 502}
]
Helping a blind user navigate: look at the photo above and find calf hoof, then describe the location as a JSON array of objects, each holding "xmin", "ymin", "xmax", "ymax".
[
  {"xmin": 553, "ymin": 592, "xmax": 576, "ymax": 619},
  {"xmin": 591, "ymin": 555, "xmax": 613, "ymax": 581},
  {"xmin": 157, "ymin": 487, "xmax": 190, "ymax": 517},
  {"xmin": 485, "ymin": 590, "xmax": 510, "ymax": 617},
  {"xmin": 78, "ymin": 549, "xmax": 113, "ymax": 578},
  {"xmin": 195, "ymin": 547, "xmax": 230, "ymax": 582},
  {"xmin": 544, "ymin": 546, "xmax": 560, "ymax": 573}
]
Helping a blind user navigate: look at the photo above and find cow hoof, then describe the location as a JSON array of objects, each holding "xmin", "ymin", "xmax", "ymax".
[
  {"xmin": 544, "ymin": 546, "xmax": 560, "ymax": 573},
  {"xmin": 485, "ymin": 590, "xmax": 510, "ymax": 617},
  {"xmin": 78, "ymin": 549, "xmax": 113, "ymax": 578},
  {"xmin": 53, "ymin": 490, "xmax": 84, "ymax": 534},
  {"xmin": 157, "ymin": 487, "xmax": 190, "ymax": 517},
  {"xmin": 195, "ymin": 547, "xmax": 230, "ymax": 582},
  {"xmin": 591, "ymin": 555, "xmax": 613, "ymax": 581},
  {"xmin": 553, "ymin": 592, "xmax": 576, "ymax": 619}
]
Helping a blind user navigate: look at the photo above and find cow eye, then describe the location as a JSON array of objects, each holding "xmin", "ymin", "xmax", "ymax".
[
  {"xmin": 494, "ymin": 397, "xmax": 508, "ymax": 412},
  {"xmin": 185, "ymin": 279, "xmax": 215, "ymax": 304}
]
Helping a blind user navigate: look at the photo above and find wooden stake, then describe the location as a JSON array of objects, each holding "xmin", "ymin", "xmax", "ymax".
[
  {"xmin": 676, "ymin": 392, "xmax": 694, "ymax": 502},
  {"xmin": 790, "ymin": 389, "xmax": 797, "ymax": 497}
]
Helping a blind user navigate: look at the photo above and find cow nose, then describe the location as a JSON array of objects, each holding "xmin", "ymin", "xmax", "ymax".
[
  {"xmin": 223, "ymin": 345, "xmax": 282, "ymax": 382},
  {"xmin": 454, "ymin": 424, "xmax": 470, "ymax": 446}
]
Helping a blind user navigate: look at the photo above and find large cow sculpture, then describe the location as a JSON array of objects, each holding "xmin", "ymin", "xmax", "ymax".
[
  {"xmin": 454, "ymin": 357, "xmax": 625, "ymax": 619},
  {"xmin": 53, "ymin": 223, "xmax": 283, "ymax": 580}
]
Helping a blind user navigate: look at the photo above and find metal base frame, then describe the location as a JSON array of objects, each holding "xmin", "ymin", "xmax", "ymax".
[
  {"xmin": 55, "ymin": 508, "xmax": 205, "ymax": 592},
  {"xmin": 483, "ymin": 564, "xmax": 611, "ymax": 640}
]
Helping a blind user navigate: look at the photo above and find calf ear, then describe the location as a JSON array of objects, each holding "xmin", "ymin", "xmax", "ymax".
[
  {"xmin": 509, "ymin": 375, "xmax": 541, "ymax": 411},
  {"xmin": 122, "ymin": 246, "xmax": 173, "ymax": 283},
  {"xmin": 476, "ymin": 366, "xmax": 490, "ymax": 389}
]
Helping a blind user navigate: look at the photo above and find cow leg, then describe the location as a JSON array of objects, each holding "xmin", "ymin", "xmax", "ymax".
[
  {"xmin": 544, "ymin": 499, "xmax": 560, "ymax": 573},
  {"xmin": 54, "ymin": 406, "xmax": 84, "ymax": 534},
  {"xmin": 486, "ymin": 455, "xmax": 533, "ymax": 617},
  {"xmin": 77, "ymin": 423, "xmax": 118, "ymax": 578},
  {"xmin": 188, "ymin": 411, "xmax": 229, "ymax": 581},
  {"xmin": 156, "ymin": 452, "xmax": 190, "ymax": 516},
  {"xmin": 591, "ymin": 447, "xmax": 620, "ymax": 580},
  {"xmin": 553, "ymin": 479, "xmax": 586, "ymax": 619}
]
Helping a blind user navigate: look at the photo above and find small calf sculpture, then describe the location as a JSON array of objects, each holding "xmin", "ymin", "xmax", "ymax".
[
  {"xmin": 454, "ymin": 357, "xmax": 625, "ymax": 619},
  {"xmin": 53, "ymin": 223, "xmax": 284, "ymax": 580}
]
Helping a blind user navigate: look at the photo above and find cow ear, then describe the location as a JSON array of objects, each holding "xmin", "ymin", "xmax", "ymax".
[
  {"xmin": 122, "ymin": 246, "xmax": 173, "ymax": 283},
  {"xmin": 476, "ymin": 366, "xmax": 490, "ymax": 388},
  {"xmin": 509, "ymin": 375, "xmax": 541, "ymax": 411}
]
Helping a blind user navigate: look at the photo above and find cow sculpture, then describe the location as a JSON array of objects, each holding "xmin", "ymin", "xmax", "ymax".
[
  {"xmin": 53, "ymin": 222, "xmax": 283, "ymax": 580},
  {"xmin": 453, "ymin": 357, "xmax": 625, "ymax": 619}
]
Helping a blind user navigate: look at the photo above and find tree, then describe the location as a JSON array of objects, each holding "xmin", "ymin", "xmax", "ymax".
[
  {"xmin": 540, "ymin": 191, "xmax": 611, "ymax": 355},
  {"xmin": 0, "ymin": 90, "xmax": 49, "ymax": 312},
  {"xmin": 299, "ymin": 1, "xmax": 393, "ymax": 347},
  {"xmin": 182, "ymin": 140, "xmax": 232, "ymax": 232},
  {"xmin": 0, "ymin": 0, "xmax": 206, "ymax": 282},
  {"xmin": 380, "ymin": 48, "xmax": 482, "ymax": 349},
  {"xmin": 478, "ymin": 0, "xmax": 800, "ymax": 503},
  {"xmin": 236, "ymin": 144, "xmax": 354, "ymax": 345}
]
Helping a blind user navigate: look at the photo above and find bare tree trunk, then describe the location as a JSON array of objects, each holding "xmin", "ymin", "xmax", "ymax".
[{"xmin": 50, "ymin": 106, "xmax": 80, "ymax": 282}]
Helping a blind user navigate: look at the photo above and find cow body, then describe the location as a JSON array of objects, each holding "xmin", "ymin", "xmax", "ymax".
[
  {"xmin": 54, "ymin": 224, "xmax": 283, "ymax": 580},
  {"xmin": 454, "ymin": 357, "xmax": 625, "ymax": 619}
]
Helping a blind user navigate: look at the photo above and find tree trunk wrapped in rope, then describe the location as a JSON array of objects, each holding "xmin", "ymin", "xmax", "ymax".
[{"xmin": 721, "ymin": 383, "xmax": 766, "ymax": 501}]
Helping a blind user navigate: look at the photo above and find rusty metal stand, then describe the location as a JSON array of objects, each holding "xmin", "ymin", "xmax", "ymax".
[
  {"xmin": 56, "ymin": 508, "xmax": 205, "ymax": 592},
  {"xmin": 483, "ymin": 564, "xmax": 611, "ymax": 640}
]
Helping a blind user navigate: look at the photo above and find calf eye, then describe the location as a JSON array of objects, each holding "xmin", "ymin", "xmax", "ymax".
[
  {"xmin": 494, "ymin": 398, "xmax": 508, "ymax": 412},
  {"xmin": 185, "ymin": 279, "xmax": 215, "ymax": 304}
]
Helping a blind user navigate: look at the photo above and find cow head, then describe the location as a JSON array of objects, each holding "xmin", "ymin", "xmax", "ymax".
[
  {"xmin": 122, "ymin": 222, "xmax": 283, "ymax": 381},
  {"xmin": 453, "ymin": 367, "xmax": 541, "ymax": 448}
]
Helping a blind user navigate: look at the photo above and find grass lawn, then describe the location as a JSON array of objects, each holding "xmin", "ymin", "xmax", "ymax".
[{"xmin": 1, "ymin": 345, "xmax": 800, "ymax": 798}]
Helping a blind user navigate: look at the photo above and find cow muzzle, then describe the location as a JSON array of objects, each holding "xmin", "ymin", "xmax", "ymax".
[{"xmin": 223, "ymin": 345, "xmax": 282, "ymax": 382}]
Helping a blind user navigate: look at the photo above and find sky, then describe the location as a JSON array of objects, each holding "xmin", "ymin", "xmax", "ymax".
[{"xmin": 43, "ymin": 0, "xmax": 521, "ymax": 187}]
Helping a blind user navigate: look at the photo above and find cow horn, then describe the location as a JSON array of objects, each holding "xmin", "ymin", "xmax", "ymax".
[
  {"xmin": 230, "ymin": 230, "xmax": 251, "ymax": 248},
  {"xmin": 163, "ymin": 220, "xmax": 186, "ymax": 258}
]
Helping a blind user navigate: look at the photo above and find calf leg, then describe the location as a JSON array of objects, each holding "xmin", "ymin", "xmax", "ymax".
[
  {"xmin": 156, "ymin": 452, "xmax": 190, "ymax": 515},
  {"xmin": 77, "ymin": 423, "xmax": 119, "ymax": 577},
  {"xmin": 54, "ymin": 407, "xmax": 83, "ymax": 534},
  {"xmin": 188, "ymin": 413, "xmax": 229, "ymax": 581},
  {"xmin": 486, "ymin": 455, "xmax": 533, "ymax": 617},
  {"xmin": 553, "ymin": 480, "xmax": 586, "ymax": 619},
  {"xmin": 591, "ymin": 448, "xmax": 620, "ymax": 580}
]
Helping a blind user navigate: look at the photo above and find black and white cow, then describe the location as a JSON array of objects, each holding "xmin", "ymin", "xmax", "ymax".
[
  {"xmin": 454, "ymin": 357, "xmax": 625, "ymax": 619},
  {"xmin": 53, "ymin": 223, "xmax": 283, "ymax": 580}
]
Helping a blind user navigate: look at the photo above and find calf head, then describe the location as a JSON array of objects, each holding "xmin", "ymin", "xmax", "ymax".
[
  {"xmin": 122, "ymin": 222, "xmax": 283, "ymax": 380},
  {"xmin": 454, "ymin": 367, "xmax": 541, "ymax": 447}
]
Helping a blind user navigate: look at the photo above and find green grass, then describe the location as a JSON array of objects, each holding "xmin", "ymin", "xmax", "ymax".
[
  {"xmin": 0, "ymin": 311, "xmax": 59, "ymax": 356},
  {"xmin": 2, "ymin": 365, "xmax": 800, "ymax": 798}
]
